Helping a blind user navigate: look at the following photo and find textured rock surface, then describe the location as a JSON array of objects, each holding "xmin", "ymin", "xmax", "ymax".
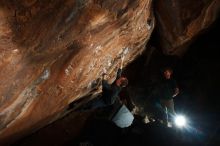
[
  {"xmin": 0, "ymin": 0, "xmax": 154, "ymax": 143},
  {"xmin": 155, "ymin": 0, "xmax": 220, "ymax": 55}
]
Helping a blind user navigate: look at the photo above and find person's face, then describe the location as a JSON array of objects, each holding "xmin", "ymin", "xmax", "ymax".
[
  {"xmin": 121, "ymin": 83, "xmax": 127, "ymax": 88},
  {"xmin": 163, "ymin": 70, "xmax": 172, "ymax": 79},
  {"xmin": 116, "ymin": 78, "xmax": 128, "ymax": 87}
]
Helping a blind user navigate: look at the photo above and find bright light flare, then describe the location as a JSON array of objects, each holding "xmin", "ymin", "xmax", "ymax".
[{"xmin": 175, "ymin": 115, "xmax": 186, "ymax": 128}]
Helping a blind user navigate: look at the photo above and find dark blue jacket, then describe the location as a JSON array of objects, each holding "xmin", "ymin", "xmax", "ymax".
[
  {"xmin": 159, "ymin": 78, "xmax": 177, "ymax": 100},
  {"xmin": 102, "ymin": 69, "xmax": 122, "ymax": 105}
]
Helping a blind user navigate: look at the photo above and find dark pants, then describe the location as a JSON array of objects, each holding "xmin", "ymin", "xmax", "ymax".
[{"xmin": 160, "ymin": 99, "xmax": 176, "ymax": 124}]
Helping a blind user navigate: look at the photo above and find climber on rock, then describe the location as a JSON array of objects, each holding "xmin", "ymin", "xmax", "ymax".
[
  {"xmin": 78, "ymin": 56, "xmax": 133, "ymax": 128},
  {"xmin": 101, "ymin": 67, "xmax": 128, "ymax": 106},
  {"xmin": 80, "ymin": 56, "xmax": 128, "ymax": 110},
  {"xmin": 97, "ymin": 55, "xmax": 128, "ymax": 106}
]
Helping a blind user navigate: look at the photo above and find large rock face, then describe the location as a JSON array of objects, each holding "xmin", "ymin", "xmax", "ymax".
[
  {"xmin": 0, "ymin": 0, "xmax": 154, "ymax": 143},
  {"xmin": 155, "ymin": 0, "xmax": 220, "ymax": 55}
]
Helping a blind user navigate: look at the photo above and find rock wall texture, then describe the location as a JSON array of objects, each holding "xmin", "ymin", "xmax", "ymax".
[
  {"xmin": 0, "ymin": 0, "xmax": 154, "ymax": 143},
  {"xmin": 155, "ymin": 0, "xmax": 220, "ymax": 55}
]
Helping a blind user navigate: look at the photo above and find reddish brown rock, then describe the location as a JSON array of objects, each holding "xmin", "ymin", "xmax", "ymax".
[
  {"xmin": 0, "ymin": 0, "xmax": 154, "ymax": 143},
  {"xmin": 155, "ymin": 0, "xmax": 220, "ymax": 55}
]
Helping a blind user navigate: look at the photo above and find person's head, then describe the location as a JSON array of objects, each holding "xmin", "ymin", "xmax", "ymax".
[
  {"xmin": 116, "ymin": 77, "xmax": 128, "ymax": 87},
  {"xmin": 163, "ymin": 67, "xmax": 173, "ymax": 79}
]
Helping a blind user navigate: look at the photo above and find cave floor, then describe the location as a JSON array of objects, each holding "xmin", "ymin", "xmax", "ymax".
[{"xmin": 13, "ymin": 104, "xmax": 220, "ymax": 146}]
